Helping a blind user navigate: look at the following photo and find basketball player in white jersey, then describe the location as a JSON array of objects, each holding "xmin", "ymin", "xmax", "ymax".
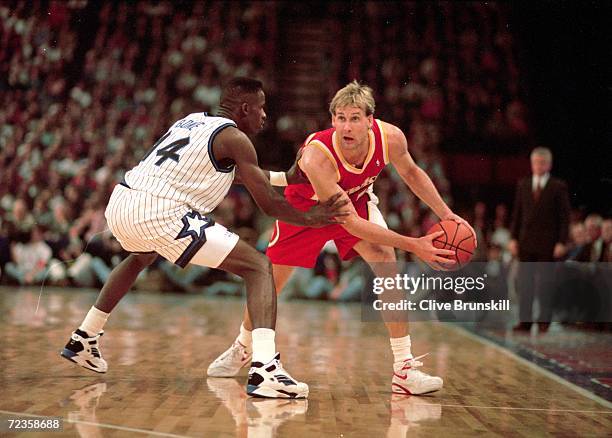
[{"xmin": 60, "ymin": 78, "xmax": 347, "ymax": 399}]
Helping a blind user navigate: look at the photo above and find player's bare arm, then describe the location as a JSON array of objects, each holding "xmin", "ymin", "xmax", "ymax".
[
  {"xmin": 214, "ymin": 127, "xmax": 348, "ymax": 227},
  {"xmin": 299, "ymin": 143, "xmax": 456, "ymax": 267},
  {"xmin": 232, "ymin": 148, "xmax": 307, "ymax": 186},
  {"xmin": 383, "ymin": 121, "xmax": 477, "ymax": 243}
]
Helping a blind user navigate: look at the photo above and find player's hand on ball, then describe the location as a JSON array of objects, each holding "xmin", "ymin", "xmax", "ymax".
[
  {"xmin": 306, "ymin": 192, "xmax": 350, "ymax": 227},
  {"xmin": 412, "ymin": 231, "xmax": 456, "ymax": 271},
  {"xmin": 442, "ymin": 212, "xmax": 478, "ymax": 247}
]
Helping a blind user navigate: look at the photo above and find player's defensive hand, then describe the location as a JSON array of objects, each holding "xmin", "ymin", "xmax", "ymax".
[
  {"xmin": 286, "ymin": 148, "xmax": 309, "ymax": 185},
  {"xmin": 442, "ymin": 212, "xmax": 478, "ymax": 247},
  {"xmin": 306, "ymin": 193, "xmax": 350, "ymax": 227},
  {"xmin": 410, "ymin": 231, "xmax": 456, "ymax": 271}
]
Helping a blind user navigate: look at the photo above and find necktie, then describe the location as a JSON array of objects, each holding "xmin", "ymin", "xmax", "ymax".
[{"xmin": 533, "ymin": 177, "xmax": 542, "ymax": 201}]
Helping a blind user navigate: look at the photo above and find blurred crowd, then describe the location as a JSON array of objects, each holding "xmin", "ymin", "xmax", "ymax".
[
  {"xmin": 331, "ymin": 2, "xmax": 529, "ymax": 151},
  {"xmin": 0, "ymin": 1, "xmax": 608, "ymax": 305},
  {"xmin": 0, "ymin": 0, "xmax": 276, "ymax": 290}
]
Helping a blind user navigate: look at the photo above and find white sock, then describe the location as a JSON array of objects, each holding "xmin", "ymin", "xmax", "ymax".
[
  {"xmin": 251, "ymin": 328, "xmax": 276, "ymax": 364},
  {"xmin": 236, "ymin": 323, "xmax": 253, "ymax": 352},
  {"xmin": 390, "ymin": 335, "xmax": 413, "ymax": 368},
  {"xmin": 79, "ymin": 306, "xmax": 109, "ymax": 336}
]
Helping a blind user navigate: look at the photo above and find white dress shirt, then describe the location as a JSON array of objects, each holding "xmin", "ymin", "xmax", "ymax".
[{"xmin": 532, "ymin": 173, "xmax": 550, "ymax": 192}]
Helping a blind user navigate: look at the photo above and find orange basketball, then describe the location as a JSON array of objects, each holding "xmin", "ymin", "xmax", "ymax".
[{"xmin": 426, "ymin": 220, "xmax": 476, "ymax": 269}]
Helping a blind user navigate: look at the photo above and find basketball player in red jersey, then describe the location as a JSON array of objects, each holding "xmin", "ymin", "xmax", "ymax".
[{"xmin": 208, "ymin": 81, "xmax": 475, "ymax": 395}]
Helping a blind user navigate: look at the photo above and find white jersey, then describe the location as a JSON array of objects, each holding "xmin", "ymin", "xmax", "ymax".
[{"xmin": 125, "ymin": 113, "xmax": 237, "ymax": 214}]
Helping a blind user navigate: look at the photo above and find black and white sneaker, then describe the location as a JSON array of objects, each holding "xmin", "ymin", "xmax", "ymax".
[
  {"xmin": 247, "ymin": 353, "xmax": 308, "ymax": 399},
  {"xmin": 60, "ymin": 329, "xmax": 108, "ymax": 373}
]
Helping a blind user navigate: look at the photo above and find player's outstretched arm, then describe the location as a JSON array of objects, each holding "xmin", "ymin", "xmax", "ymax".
[
  {"xmin": 216, "ymin": 128, "xmax": 348, "ymax": 227},
  {"xmin": 300, "ymin": 144, "xmax": 456, "ymax": 267},
  {"xmin": 383, "ymin": 121, "xmax": 477, "ymax": 243},
  {"xmin": 232, "ymin": 148, "xmax": 307, "ymax": 186}
]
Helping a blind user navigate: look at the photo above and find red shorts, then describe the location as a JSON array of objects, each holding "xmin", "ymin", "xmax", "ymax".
[{"xmin": 266, "ymin": 195, "xmax": 387, "ymax": 268}]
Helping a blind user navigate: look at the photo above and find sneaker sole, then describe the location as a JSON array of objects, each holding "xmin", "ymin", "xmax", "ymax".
[
  {"xmin": 247, "ymin": 384, "xmax": 309, "ymax": 399},
  {"xmin": 60, "ymin": 349, "xmax": 107, "ymax": 374}
]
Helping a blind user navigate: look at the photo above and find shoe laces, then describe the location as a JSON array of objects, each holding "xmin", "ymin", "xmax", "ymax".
[
  {"xmin": 400, "ymin": 353, "xmax": 428, "ymax": 370},
  {"xmin": 398, "ymin": 353, "xmax": 432, "ymax": 378},
  {"xmin": 271, "ymin": 359, "xmax": 296, "ymax": 381},
  {"xmin": 89, "ymin": 332, "xmax": 103, "ymax": 357}
]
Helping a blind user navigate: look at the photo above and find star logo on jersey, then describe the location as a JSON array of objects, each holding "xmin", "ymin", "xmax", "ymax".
[{"xmin": 176, "ymin": 211, "xmax": 215, "ymax": 242}]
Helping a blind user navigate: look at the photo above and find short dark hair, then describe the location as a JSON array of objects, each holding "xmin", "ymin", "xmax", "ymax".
[{"xmin": 220, "ymin": 77, "xmax": 263, "ymax": 106}]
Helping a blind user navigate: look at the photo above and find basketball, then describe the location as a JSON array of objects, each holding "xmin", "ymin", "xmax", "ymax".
[{"xmin": 427, "ymin": 220, "xmax": 476, "ymax": 269}]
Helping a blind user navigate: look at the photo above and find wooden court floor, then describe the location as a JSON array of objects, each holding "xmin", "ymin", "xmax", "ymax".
[{"xmin": 0, "ymin": 287, "xmax": 610, "ymax": 437}]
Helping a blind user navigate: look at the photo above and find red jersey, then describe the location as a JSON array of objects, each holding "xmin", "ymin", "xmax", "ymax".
[
  {"xmin": 284, "ymin": 119, "xmax": 390, "ymax": 211},
  {"xmin": 267, "ymin": 120, "xmax": 391, "ymax": 268}
]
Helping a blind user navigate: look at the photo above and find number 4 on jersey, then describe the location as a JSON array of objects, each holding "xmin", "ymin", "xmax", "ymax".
[{"xmin": 141, "ymin": 131, "xmax": 190, "ymax": 166}]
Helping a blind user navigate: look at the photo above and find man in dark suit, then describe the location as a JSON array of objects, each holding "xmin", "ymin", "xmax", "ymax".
[{"xmin": 509, "ymin": 147, "xmax": 570, "ymax": 333}]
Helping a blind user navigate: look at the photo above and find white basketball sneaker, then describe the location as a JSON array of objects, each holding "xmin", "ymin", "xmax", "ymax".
[
  {"xmin": 207, "ymin": 341, "xmax": 252, "ymax": 377},
  {"xmin": 247, "ymin": 353, "xmax": 309, "ymax": 399},
  {"xmin": 60, "ymin": 329, "xmax": 108, "ymax": 373},
  {"xmin": 391, "ymin": 354, "xmax": 443, "ymax": 395}
]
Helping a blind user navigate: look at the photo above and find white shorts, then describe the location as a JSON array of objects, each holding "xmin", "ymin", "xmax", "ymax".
[{"xmin": 105, "ymin": 184, "xmax": 239, "ymax": 268}]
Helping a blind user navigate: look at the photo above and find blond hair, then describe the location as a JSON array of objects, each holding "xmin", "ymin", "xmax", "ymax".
[{"xmin": 329, "ymin": 80, "xmax": 375, "ymax": 116}]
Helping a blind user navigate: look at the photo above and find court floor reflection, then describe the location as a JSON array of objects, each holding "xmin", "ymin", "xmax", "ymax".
[
  {"xmin": 207, "ymin": 377, "xmax": 309, "ymax": 438},
  {"xmin": 1, "ymin": 287, "xmax": 609, "ymax": 436},
  {"xmin": 387, "ymin": 394, "xmax": 442, "ymax": 437},
  {"xmin": 61, "ymin": 383, "xmax": 108, "ymax": 438}
]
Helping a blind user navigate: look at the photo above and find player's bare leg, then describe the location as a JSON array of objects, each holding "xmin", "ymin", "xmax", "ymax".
[
  {"xmin": 214, "ymin": 240, "xmax": 307, "ymax": 398},
  {"xmin": 354, "ymin": 240, "xmax": 443, "ymax": 395},
  {"xmin": 353, "ymin": 240, "xmax": 407, "ymax": 335},
  {"xmin": 94, "ymin": 253, "xmax": 158, "ymax": 312},
  {"xmin": 208, "ymin": 263, "xmax": 294, "ymax": 377},
  {"xmin": 60, "ymin": 252, "xmax": 158, "ymax": 373},
  {"xmin": 217, "ymin": 241, "xmax": 277, "ymax": 329},
  {"xmin": 243, "ymin": 264, "xmax": 295, "ymax": 330}
]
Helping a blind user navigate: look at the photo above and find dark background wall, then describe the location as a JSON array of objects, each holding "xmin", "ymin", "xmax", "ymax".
[{"xmin": 511, "ymin": 2, "xmax": 611, "ymax": 215}]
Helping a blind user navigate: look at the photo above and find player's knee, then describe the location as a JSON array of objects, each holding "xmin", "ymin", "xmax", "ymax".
[
  {"xmin": 240, "ymin": 253, "xmax": 273, "ymax": 279},
  {"xmin": 252, "ymin": 254, "xmax": 273, "ymax": 277}
]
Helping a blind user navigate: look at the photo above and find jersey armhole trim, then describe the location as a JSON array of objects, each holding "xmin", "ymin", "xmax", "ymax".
[
  {"xmin": 207, "ymin": 123, "xmax": 238, "ymax": 173},
  {"xmin": 377, "ymin": 120, "xmax": 390, "ymax": 165},
  {"xmin": 306, "ymin": 140, "xmax": 341, "ymax": 182}
]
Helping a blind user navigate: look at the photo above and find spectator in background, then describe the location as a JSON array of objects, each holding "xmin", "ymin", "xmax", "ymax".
[
  {"xmin": 490, "ymin": 203, "xmax": 512, "ymax": 263},
  {"xmin": 601, "ymin": 219, "xmax": 612, "ymax": 262},
  {"xmin": 5, "ymin": 198, "xmax": 35, "ymax": 243},
  {"xmin": 509, "ymin": 147, "xmax": 570, "ymax": 333},
  {"xmin": 5, "ymin": 225, "xmax": 54, "ymax": 285},
  {"xmin": 566, "ymin": 222, "xmax": 589, "ymax": 261},
  {"xmin": 578, "ymin": 214, "xmax": 605, "ymax": 262},
  {"xmin": 471, "ymin": 201, "xmax": 489, "ymax": 261}
]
